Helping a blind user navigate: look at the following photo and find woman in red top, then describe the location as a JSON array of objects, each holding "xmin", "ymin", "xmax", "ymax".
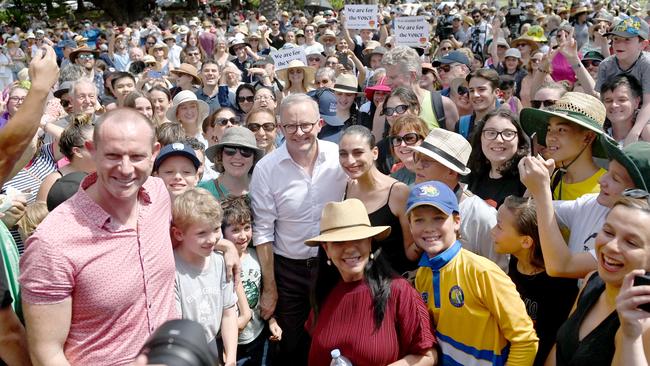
[{"xmin": 304, "ymin": 199, "xmax": 437, "ymax": 366}]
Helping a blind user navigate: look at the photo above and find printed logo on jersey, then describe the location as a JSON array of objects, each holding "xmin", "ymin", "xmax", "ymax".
[
  {"xmin": 449, "ymin": 285, "xmax": 464, "ymax": 308},
  {"xmin": 421, "ymin": 292, "xmax": 429, "ymax": 304}
]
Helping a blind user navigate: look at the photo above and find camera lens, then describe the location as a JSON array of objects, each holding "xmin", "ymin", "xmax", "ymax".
[{"xmin": 140, "ymin": 319, "xmax": 216, "ymax": 366}]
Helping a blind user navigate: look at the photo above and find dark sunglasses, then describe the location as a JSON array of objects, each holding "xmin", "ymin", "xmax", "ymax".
[
  {"xmin": 581, "ymin": 59, "xmax": 601, "ymax": 67},
  {"xmin": 247, "ymin": 122, "xmax": 276, "ymax": 132},
  {"xmin": 438, "ymin": 64, "xmax": 452, "ymax": 73},
  {"xmin": 237, "ymin": 96, "xmax": 255, "ymax": 103},
  {"xmin": 531, "ymin": 99, "xmax": 557, "ymax": 108},
  {"xmin": 390, "ymin": 132, "xmax": 423, "ymax": 147},
  {"xmin": 60, "ymin": 100, "xmax": 71, "ymax": 108},
  {"xmin": 213, "ymin": 117, "xmax": 241, "ymax": 127},
  {"xmin": 223, "ymin": 146, "xmax": 254, "ymax": 158},
  {"xmin": 456, "ymin": 86, "xmax": 469, "ymax": 96},
  {"xmin": 382, "ymin": 104, "xmax": 409, "ymax": 117}
]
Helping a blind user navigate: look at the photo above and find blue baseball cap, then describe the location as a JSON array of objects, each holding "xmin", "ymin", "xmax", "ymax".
[
  {"xmin": 308, "ymin": 88, "xmax": 341, "ymax": 126},
  {"xmin": 406, "ymin": 181, "xmax": 459, "ymax": 216},
  {"xmin": 432, "ymin": 50, "xmax": 471, "ymax": 67},
  {"xmin": 154, "ymin": 142, "xmax": 201, "ymax": 172},
  {"xmin": 59, "ymin": 39, "xmax": 78, "ymax": 49}
]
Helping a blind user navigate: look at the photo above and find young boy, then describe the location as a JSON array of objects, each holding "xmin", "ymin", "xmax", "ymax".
[
  {"xmin": 221, "ymin": 196, "xmax": 282, "ymax": 364},
  {"xmin": 153, "ymin": 142, "xmax": 201, "ymax": 199},
  {"xmin": 171, "ymin": 188, "xmax": 238, "ymax": 364},
  {"xmin": 408, "ymin": 181, "xmax": 538, "ymax": 366}
]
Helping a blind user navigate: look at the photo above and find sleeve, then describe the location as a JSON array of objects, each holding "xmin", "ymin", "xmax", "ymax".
[
  {"xmin": 250, "ymin": 163, "xmax": 278, "ymax": 246},
  {"xmin": 476, "ymin": 266, "xmax": 538, "ymax": 366},
  {"xmin": 19, "ymin": 234, "xmax": 74, "ymax": 304},
  {"xmin": 594, "ymin": 59, "xmax": 608, "ymax": 92},
  {"xmin": 640, "ymin": 57, "xmax": 650, "ymax": 94},
  {"xmin": 394, "ymin": 279, "xmax": 437, "ymax": 356},
  {"xmin": 0, "ymin": 257, "xmax": 12, "ymax": 309},
  {"xmin": 552, "ymin": 198, "xmax": 580, "ymax": 229}
]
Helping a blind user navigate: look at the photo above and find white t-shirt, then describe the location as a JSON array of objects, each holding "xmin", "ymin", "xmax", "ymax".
[
  {"xmin": 459, "ymin": 193, "xmax": 508, "ymax": 271},
  {"xmin": 238, "ymin": 248, "xmax": 265, "ymax": 344},
  {"xmin": 553, "ymin": 193, "xmax": 608, "ymax": 258}
]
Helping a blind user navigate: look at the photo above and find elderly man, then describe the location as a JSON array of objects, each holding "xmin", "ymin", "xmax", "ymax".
[{"xmin": 250, "ymin": 93, "xmax": 347, "ymax": 365}]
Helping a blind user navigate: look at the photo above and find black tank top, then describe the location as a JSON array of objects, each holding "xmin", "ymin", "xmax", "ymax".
[
  {"xmin": 555, "ymin": 273, "xmax": 619, "ymax": 366},
  {"xmin": 345, "ymin": 182, "xmax": 416, "ymax": 276}
]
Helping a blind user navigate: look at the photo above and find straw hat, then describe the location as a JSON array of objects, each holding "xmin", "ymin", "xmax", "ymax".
[
  {"xmin": 142, "ymin": 55, "xmax": 157, "ymax": 65},
  {"xmin": 69, "ymin": 46, "xmax": 99, "ymax": 63},
  {"xmin": 275, "ymin": 60, "xmax": 316, "ymax": 83},
  {"xmin": 362, "ymin": 40, "xmax": 382, "ymax": 55},
  {"xmin": 365, "ymin": 76, "xmax": 391, "ymax": 100},
  {"xmin": 166, "ymin": 90, "xmax": 210, "ymax": 124},
  {"xmin": 331, "ymin": 73, "xmax": 361, "ymax": 94},
  {"xmin": 305, "ymin": 199, "xmax": 391, "ymax": 246},
  {"xmin": 170, "ymin": 63, "xmax": 202, "ymax": 86},
  {"xmin": 246, "ymin": 32, "xmax": 262, "ymax": 41},
  {"xmin": 572, "ymin": 5, "xmax": 590, "ymax": 16},
  {"xmin": 521, "ymin": 92, "xmax": 606, "ymax": 158},
  {"xmin": 205, "ymin": 126, "xmax": 264, "ymax": 165},
  {"xmin": 319, "ymin": 29, "xmax": 337, "ymax": 43},
  {"xmin": 510, "ymin": 35, "xmax": 540, "ymax": 50},
  {"xmin": 410, "ymin": 128, "xmax": 472, "ymax": 175},
  {"xmin": 149, "ymin": 42, "xmax": 169, "ymax": 58},
  {"xmin": 602, "ymin": 137, "xmax": 650, "ymax": 191}
]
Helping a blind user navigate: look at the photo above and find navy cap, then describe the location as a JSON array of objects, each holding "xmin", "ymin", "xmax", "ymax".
[
  {"xmin": 308, "ymin": 88, "xmax": 341, "ymax": 126},
  {"xmin": 154, "ymin": 142, "xmax": 201, "ymax": 172},
  {"xmin": 59, "ymin": 39, "xmax": 77, "ymax": 49},
  {"xmin": 406, "ymin": 181, "xmax": 459, "ymax": 216},
  {"xmin": 432, "ymin": 50, "xmax": 471, "ymax": 67}
]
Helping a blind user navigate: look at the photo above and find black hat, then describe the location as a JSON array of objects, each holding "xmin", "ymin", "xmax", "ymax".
[{"xmin": 46, "ymin": 172, "xmax": 88, "ymax": 211}]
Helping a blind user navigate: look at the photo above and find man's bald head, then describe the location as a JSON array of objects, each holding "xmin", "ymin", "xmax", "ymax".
[{"xmin": 93, "ymin": 108, "xmax": 156, "ymax": 148}]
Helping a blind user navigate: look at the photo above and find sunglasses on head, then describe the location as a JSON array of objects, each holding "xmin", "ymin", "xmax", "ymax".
[
  {"xmin": 382, "ymin": 104, "xmax": 409, "ymax": 117},
  {"xmin": 581, "ymin": 59, "xmax": 601, "ymax": 67},
  {"xmin": 390, "ymin": 132, "xmax": 422, "ymax": 147},
  {"xmin": 213, "ymin": 116, "xmax": 241, "ymax": 127},
  {"xmin": 531, "ymin": 99, "xmax": 557, "ymax": 108},
  {"xmin": 247, "ymin": 122, "xmax": 276, "ymax": 132},
  {"xmin": 223, "ymin": 146, "xmax": 254, "ymax": 158},
  {"xmin": 237, "ymin": 96, "xmax": 255, "ymax": 103}
]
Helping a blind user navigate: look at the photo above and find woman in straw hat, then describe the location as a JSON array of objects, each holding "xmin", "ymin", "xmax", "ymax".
[
  {"xmin": 166, "ymin": 90, "xmax": 210, "ymax": 144},
  {"xmin": 305, "ymin": 198, "xmax": 437, "ymax": 366},
  {"xmin": 149, "ymin": 42, "xmax": 171, "ymax": 76},
  {"xmin": 276, "ymin": 60, "xmax": 315, "ymax": 99},
  {"xmin": 332, "ymin": 73, "xmax": 361, "ymax": 129}
]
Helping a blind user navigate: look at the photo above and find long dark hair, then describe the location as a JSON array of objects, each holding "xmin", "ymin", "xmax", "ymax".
[{"xmin": 310, "ymin": 245, "xmax": 395, "ymax": 332}]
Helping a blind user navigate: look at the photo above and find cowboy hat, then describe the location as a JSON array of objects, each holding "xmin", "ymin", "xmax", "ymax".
[
  {"xmin": 170, "ymin": 63, "xmax": 203, "ymax": 86},
  {"xmin": 205, "ymin": 126, "xmax": 264, "ymax": 165},
  {"xmin": 331, "ymin": 73, "xmax": 362, "ymax": 94},
  {"xmin": 305, "ymin": 199, "xmax": 391, "ymax": 246},
  {"xmin": 69, "ymin": 46, "xmax": 99, "ymax": 63},
  {"xmin": 410, "ymin": 128, "xmax": 472, "ymax": 175},
  {"xmin": 275, "ymin": 60, "xmax": 316, "ymax": 83},
  {"xmin": 166, "ymin": 90, "xmax": 210, "ymax": 124}
]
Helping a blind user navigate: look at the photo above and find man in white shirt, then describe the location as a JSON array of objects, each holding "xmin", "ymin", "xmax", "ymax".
[{"xmin": 250, "ymin": 93, "xmax": 347, "ymax": 365}]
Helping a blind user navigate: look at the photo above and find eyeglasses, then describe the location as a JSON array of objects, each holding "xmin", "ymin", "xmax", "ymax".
[
  {"xmin": 530, "ymin": 58, "xmax": 542, "ymax": 64},
  {"xmin": 325, "ymin": 60, "xmax": 338, "ymax": 66},
  {"xmin": 531, "ymin": 99, "xmax": 557, "ymax": 108},
  {"xmin": 581, "ymin": 59, "xmax": 601, "ymax": 67},
  {"xmin": 223, "ymin": 146, "xmax": 254, "ymax": 158},
  {"xmin": 390, "ymin": 132, "xmax": 423, "ymax": 147},
  {"xmin": 187, "ymin": 52, "xmax": 200, "ymax": 57},
  {"xmin": 237, "ymin": 96, "xmax": 255, "ymax": 103},
  {"xmin": 308, "ymin": 56, "xmax": 321, "ymax": 62},
  {"xmin": 8, "ymin": 96, "xmax": 25, "ymax": 103},
  {"xmin": 282, "ymin": 120, "xmax": 318, "ymax": 134},
  {"xmin": 440, "ymin": 47, "xmax": 452, "ymax": 51},
  {"xmin": 438, "ymin": 63, "xmax": 458, "ymax": 73},
  {"xmin": 213, "ymin": 116, "xmax": 242, "ymax": 127},
  {"xmin": 305, "ymin": 29, "xmax": 315, "ymax": 33},
  {"xmin": 78, "ymin": 53, "xmax": 94, "ymax": 60},
  {"xmin": 247, "ymin": 122, "xmax": 276, "ymax": 132},
  {"xmin": 482, "ymin": 129, "xmax": 518, "ymax": 141},
  {"xmin": 147, "ymin": 42, "xmax": 156, "ymax": 46},
  {"xmin": 382, "ymin": 104, "xmax": 409, "ymax": 117}
]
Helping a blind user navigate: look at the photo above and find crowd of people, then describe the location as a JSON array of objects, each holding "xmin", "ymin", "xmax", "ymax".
[{"xmin": 3, "ymin": 0, "xmax": 650, "ymax": 365}]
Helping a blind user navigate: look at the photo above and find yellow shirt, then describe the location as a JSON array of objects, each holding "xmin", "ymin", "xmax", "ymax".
[
  {"xmin": 419, "ymin": 91, "xmax": 439, "ymax": 130},
  {"xmin": 552, "ymin": 168, "xmax": 607, "ymax": 201}
]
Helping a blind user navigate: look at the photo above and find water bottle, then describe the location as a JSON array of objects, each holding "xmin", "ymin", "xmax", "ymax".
[{"xmin": 330, "ymin": 349, "xmax": 353, "ymax": 366}]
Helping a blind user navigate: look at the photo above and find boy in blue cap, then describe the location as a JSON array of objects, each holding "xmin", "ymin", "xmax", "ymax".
[
  {"xmin": 153, "ymin": 142, "xmax": 201, "ymax": 199},
  {"xmin": 408, "ymin": 181, "xmax": 538, "ymax": 366}
]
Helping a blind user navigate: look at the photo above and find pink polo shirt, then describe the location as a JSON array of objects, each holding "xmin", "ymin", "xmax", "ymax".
[{"xmin": 19, "ymin": 173, "xmax": 178, "ymax": 365}]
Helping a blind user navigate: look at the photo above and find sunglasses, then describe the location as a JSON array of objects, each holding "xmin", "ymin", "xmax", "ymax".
[
  {"xmin": 78, "ymin": 54, "xmax": 95, "ymax": 60},
  {"xmin": 438, "ymin": 64, "xmax": 455, "ymax": 73},
  {"xmin": 308, "ymin": 56, "xmax": 322, "ymax": 62},
  {"xmin": 213, "ymin": 116, "xmax": 242, "ymax": 127},
  {"xmin": 237, "ymin": 96, "xmax": 255, "ymax": 103},
  {"xmin": 247, "ymin": 122, "xmax": 276, "ymax": 132},
  {"xmin": 456, "ymin": 86, "xmax": 469, "ymax": 96},
  {"xmin": 581, "ymin": 59, "xmax": 601, "ymax": 67},
  {"xmin": 390, "ymin": 132, "xmax": 423, "ymax": 147},
  {"xmin": 223, "ymin": 146, "xmax": 254, "ymax": 158},
  {"xmin": 531, "ymin": 99, "xmax": 557, "ymax": 108},
  {"xmin": 383, "ymin": 104, "xmax": 409, "ymax": 117}
]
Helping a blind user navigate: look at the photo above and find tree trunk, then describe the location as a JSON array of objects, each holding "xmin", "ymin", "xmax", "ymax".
[{"xmin": 77, "ymin": 0, "xmax": 86, "ymax": 11}]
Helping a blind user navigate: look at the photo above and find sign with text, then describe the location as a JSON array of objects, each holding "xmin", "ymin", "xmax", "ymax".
[
  {"xmin": 344, "ymin": 5, "xmax": 378, "ymax": 29},
  {"xmin": 270, "ymin": 47, "xmax": 307, "ymax": 70},
  {"xmin": 394, "ymin": 16, "xmax": 430, "ymax": 46}
]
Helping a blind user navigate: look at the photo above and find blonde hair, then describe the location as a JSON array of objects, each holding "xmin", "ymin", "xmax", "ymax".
[
  {"xmin": 17, "ymin": 202, "xmax": 48, "ymax": 240},
  {"xmin": 172, "ymin": 188, "xmax": 223, "ymax": 233}
]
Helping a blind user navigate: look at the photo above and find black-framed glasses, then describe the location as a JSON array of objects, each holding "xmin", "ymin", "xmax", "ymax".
[
  {"xmin": 223, "ymin": 146, "xmax": 254, "ymax": 158},
  {"xmin": 237, "ymin": 96, "xmax": 255, "ymax": 103},
  {"xmin": 213, "ymin": 116, "xmax": 242, "ymax": 127},
  {"xmin": 581, "ymin": 59, "xmax": 601, "ymax": 68},
  {"xmin": 482, "ymin": 129, "xmax": 518, "ymax": 141},
  {"xmin": 282, "ymin": 120, "xmax": 318, "ymax": 134},
  {"xmin": 390, "ymin": 132, "xmax": 423, "ymax": 147},
  {"xmin": 531, "ymin": 99, "xmax": 557, "ymax": 108},
  {"xmin": 383, "ymin": 104, "xmax": 409, "ymax": 117},
  {"xmin": 247, "ymin": 122, "xmax": 276, "ymax": 132}
]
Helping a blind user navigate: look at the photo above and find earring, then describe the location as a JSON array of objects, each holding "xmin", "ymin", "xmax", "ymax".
[
  {"xmin": 370, "ymin": 253, "xmax": 375, "ymax": 260},
  {"xmin": 326, "ymin": 259, "xmax": 332, "ymax": 266}
]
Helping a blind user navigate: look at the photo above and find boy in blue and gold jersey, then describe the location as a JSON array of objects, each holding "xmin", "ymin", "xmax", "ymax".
[{"xmin": 407, "ymin": 181, "xmax": 538, "ymax": 366}]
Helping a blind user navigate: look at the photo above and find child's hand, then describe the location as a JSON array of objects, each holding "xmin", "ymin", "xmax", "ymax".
[{"xmin": 269, "ymin": 317, "xmax": 282, "ymax": 341}]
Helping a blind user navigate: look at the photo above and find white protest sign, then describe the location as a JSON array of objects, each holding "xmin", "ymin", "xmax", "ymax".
[
  {"xmin": 394, "ymin": 16, "xmax": 430, "ymax": 47},
  {"xmin": 344, "ymin": 5, "xmax": 378, "ymax": 29},
  {"xmin": 270, "ymin": 47, "xmax": 307, "ymax": 70}
]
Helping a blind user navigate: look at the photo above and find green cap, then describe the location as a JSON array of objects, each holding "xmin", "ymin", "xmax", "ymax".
[{"xmin": 602, "ymin": 136, "xmax": 650, "ymax": 191}]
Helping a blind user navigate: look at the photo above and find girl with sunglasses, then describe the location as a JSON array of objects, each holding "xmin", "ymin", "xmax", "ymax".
[
  {"xmin": 467, "ymin": 108, "xmax": 530, "ymax": 208},
  {"xmin": 245, "ymin": 107, "xmax": 277, "ymax": 155},
  {"xmin": 200, "ymin": 126, "xmax": 264, "ymax": 202},
  {"xmin": 600, "ymin": 75, "xmax": 644, "ymax": 144},
  {"xmin": 202, "ymin": 107, "xmax": 242, "ymax": 147},
  {"xmin": 387, "ymin": 115, "xmax": 429, "ymax": 185},
  {"xmin": 234, "ymin": 84, "xmax": 256, "ymax": 119}
]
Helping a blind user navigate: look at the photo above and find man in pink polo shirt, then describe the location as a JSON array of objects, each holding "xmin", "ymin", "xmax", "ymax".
[{"xmin": 19, "ymin": 108, "xmax": 177, "ymax": 365}]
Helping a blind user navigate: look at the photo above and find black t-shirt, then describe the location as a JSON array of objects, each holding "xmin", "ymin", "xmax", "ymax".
[
  {"xmin": 467, "ymin": 172, "xmax": 526, "ymax": 208},
  {"xmin": 0, "ymin": 257, "xmax": 11, "ymax": 309}
]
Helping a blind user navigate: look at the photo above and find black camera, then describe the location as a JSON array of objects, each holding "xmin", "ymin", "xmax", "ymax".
[{"xmin": 140, "ymin": 319, "xmax": 216, "ymax": 366}]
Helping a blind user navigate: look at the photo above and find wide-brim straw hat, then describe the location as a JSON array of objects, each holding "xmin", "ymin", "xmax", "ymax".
[
  {"xmin": 319, "ymin": 30, "xmax": 337, "ymax": 43},
  {"xmin": 510, "ymin": 36, "xmax": 540, "ymax": 51},
  {"xmin": 331, "ymin": 73, "xmax": 362, "ymax": 94},
  {"xmin": 602, "ymin": 136, "xmax": 650, "ymax": 191},
  {"xmin": 69, "ymin": 46, "xmax": 99, "ymax": 63},
  {"xmin": 410, "ymin": 128, "xmax": 472, "ymax": 175},
  {"xmin": 305, "ymin": 199, "xmax": 391, "ymax": 246},
  {"xmin": 170, "ymin": 63, "xmax": 203, "ymax": 86},
  {"xmin": 572, "ymin": 5, "xmax": 590, "ymax": 16},
  {"xmin": 149, "ymin": 42, "xmax": 169, "ymax": 58},
  {"xmin": 521, "ymin": 92, "xmax": 606, "ymax": 158},
  {"xmin": 362, "ymin": 40, "xmax": 382, "ymax": 55},
  {"xmin": 166, "ymin": 90, "xmax": 210, "ymax": 124},
  {"xmin": 275, "ymin": 60, "xmax": 315, "ymax": 83},
  {"xmin": 205, "ymin": 126, "xmax": 264, "ymax": 164}
]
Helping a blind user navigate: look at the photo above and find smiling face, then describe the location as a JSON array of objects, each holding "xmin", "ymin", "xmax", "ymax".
[
  {"xmin": 602, "ymin": 85, "xmax": 640, "ymax": 127},
  {"xmin": 611, "ymin": 36, "xmax": 646, "ymax": 63},
  {"xmin": 221, "ymin": 145, "xmax": 254, "ymax": 178},
  {"xmin": 322, "ymin": 238, "xmax": 372, "ymax": 282},
  {"xmin": 177, "ymin": 101, "xmax": 199, "ymax": 124},
  {"xmin": 205, "ymin": 109, "xmax": 238, "ymax": 146},
  {"xmin": 481, "ymin": 115, "xmax": 519, "ymax": 171},
  {"xmin": 544, "ymin": 117, "xmax": 593, "ymax": 166},
  {"xmin": 175, "ymin": 219, "xmax": 222, "ymax": 261},
  {"xmin": 335, "ymin": 91, "xmax": 356, "ymax": 110},
  {"xmin": 149, "ymin": 90, "xmax": 171, "ymax": 121},
  {"xmin": 113, "ymin": 77, "xmax": 135, "ymax": 103},
  {"xmin": 384, "ymin": 95, "xmax": 414, "ymax": 126},
  {"xmin": 280, "ymin": 100, "xmax": 322, "ymax": 157},
  {"xmin": 288, "ymin": 67, "xmax": 304, "ymax": 84},
  {"xmin": 409, "ymin": 205, "xmax": 460, "ymax": 257},
  {"xmin": 253, "ymin": 88, "xmax": 276, "ymax": 110},
  {"xmin": 201, "ymin": 63, "xmax": 220, "ymax": 87},
  {"xmin": 596, "ymin": 160, "xmax": 636, "ymax": 207},
  {"xmin": 155, "ymin": 155, "xmax": 199, "ymax": 198},
  {"xmin": 468, "ymin": 76, "xmax": 498, "ymax": 113},
  {"xmin": 7, "ymin": 87, "xmax": 27, "ymax": 117},
  {"xmin": 237, "ymin": 88, "xmax": 255, "ymax": 113},
  {"xmin": 247, "ymin": 110, "xmax": 277, "ymax": 151},
  {"xmin": 392, "ymin": 126, "xmax": 423, "ymax": 169},
  {"xmin": 224, "ymin": 221, "xmax": 253, "ymax": 254},
  {"xmin": 338, "ymin": 133, "xmax": 376, "ymax": 180}
]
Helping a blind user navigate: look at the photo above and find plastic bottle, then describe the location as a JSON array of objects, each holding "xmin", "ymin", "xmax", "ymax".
[{"xmin": 330, "ymin": 349, "xmax": 353, "ymax": 366}]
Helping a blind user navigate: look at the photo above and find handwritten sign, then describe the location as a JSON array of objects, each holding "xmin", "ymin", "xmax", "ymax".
[
  {"xmin": 344, "ymin": 5, "xmax": 378, "ymax": 29},
  {"xmin": 394, "ymin": 16, "xmax": 430, "ymax": 46},
  {"xmin": 270, "ymin": 47, "xmax": 307, "ymax": 70}
]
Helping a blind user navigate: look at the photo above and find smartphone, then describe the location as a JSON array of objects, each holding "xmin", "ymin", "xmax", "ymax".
[
  {"xmin": 148, "ymin": 70, "xmax": 162, "ymax": 78},
  {"xmin": 337, "ymin": 52, "xmax": 350, "ymax": 69},
  {"xmin": 633, "ymin": 274, "xmax": 650, "ymax": 312}
]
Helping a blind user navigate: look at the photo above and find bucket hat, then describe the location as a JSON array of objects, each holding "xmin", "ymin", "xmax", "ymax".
[
  {"xmin": 305, "ymin": 199, "xmax": 391, "ymax": 246},
  {"xmin": 170, "ymin": 63, "xmax": 203, "ymax": 86},
  {"xmin": 602, "ymin": 137, "xmax": 650, "ymax": 191},
  {"xmin": 362, "ymin": 40, "xmax": 382, "ymax": 55},
  {"xmin": 154, "ymin": 142, "xmax": 201, "ymax": 172},
  {"xmin": 331, "ymin": 73, "xmax": 361, "ymax": 94},
  {"xmin": 504, "ymin": 48, "xmax": 521, "ymax": 59},
  {"xmin": 410, "ymin": 128, "xmax": 472, "ymax": 175},
  {"xmin": 405, "ymin": 181, "xmax": 460, "ymax": 216},
  {"xmin": 166, "ymin": 90, "xmax": 210, "ymax": 124},
  {"xmin": 205, "ymin": 126, "xmax": 264, "ymax": 164},
  {"xmin": 229, "ymin": 38, "xmax": 251, "ymax": 55},
  {"xmin": 275, "ymin": 60, "xmax": 316, "ymax": 83},
  {"xmin": 69, "ymin": 46, "xmax": 99, "ymax": 63},
  {"xmin": 149, "ymin": 42, "xmax": 169, "ymax": 58},
  {"xmin": 521, "ymin": 92, "xmax": 607, "ymax": 158},
  {"xmin": 365, "ymin": 76, "xmax": 391, "ymax": 100}
]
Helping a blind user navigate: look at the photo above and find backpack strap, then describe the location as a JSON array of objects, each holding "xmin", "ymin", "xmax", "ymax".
[{"xmin": 431, "ymin": 90, "xmax": 446, "ymax": 130}]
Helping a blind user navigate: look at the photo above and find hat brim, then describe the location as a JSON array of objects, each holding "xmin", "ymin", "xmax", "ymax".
[
  {"xmin": 405, "ymin": 201, "xmax": 456, "ymax": 216},
  {"xmin": 520, "ymin": 108, "xmax": 606, "ymax": 158},
  {"xmin": 54, "ymin": 87, "xmax": 70, "ymax": 99},
  {"xmin": 604, "ymin": 30, "xmax": 646, "ymax": 39},
  {"xmin": 322, "ymin": 114, "xmax": 344, "ymax": 126},
  {"xmin": 602, "ymin": 136, "xmax": 648, "ymax": 190},
  {"xmin": 154, "ymin": 150, "xmax": 201, "ymax": 172},
  {"xmin": 331, "ymin": 85, "xmax": 362, "ymax": 95},
  {"xmin": 69, "ymin": 49, "xmax": 100, "ymax": 63},
  {"xmin": 166, "ymin": 99, "xmax": 210, "ymax": 125},
  {"xmin": 170, "ymin": 69, "xmax": 203, "ymax": 86},
  {"xmin": 305, "ymin": 225, "xmax": 391, "ymax": 246},
  {"xmin": 510, "ymin": 38, "xmax": 540, "ymax": 50},
  {"xmin": 229, "ymin": 42, "xmax": 251, "ymax": 55},
  {"xmin": 205, "ymin": 141, "xmax": 264, "ymax": 165},
  {"xmin": 320, "ymin": 35, "xmax": 336, "ymax": 43},
  {"xmin": 276, "ymin": 65, "xmax": 316, "ymax": 83},
  {"xmin": 410, "ymin": 145, "xmax": 471, "ymax": 175}
]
